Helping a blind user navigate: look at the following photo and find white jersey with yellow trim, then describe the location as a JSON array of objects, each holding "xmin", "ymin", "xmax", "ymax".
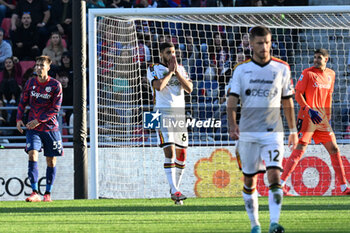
[
  {"xmin": 229, "ymin": 57, "xmax": 294, "ymax": 142},
  {"xmin": 147, "ymin": 63, "xmax": 189, "ymax": 109}
]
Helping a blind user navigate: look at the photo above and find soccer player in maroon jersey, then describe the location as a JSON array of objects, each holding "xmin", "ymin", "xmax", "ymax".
[{"xmin": 16, "ymin": 55, "xmax": 63, "ymax": 202}]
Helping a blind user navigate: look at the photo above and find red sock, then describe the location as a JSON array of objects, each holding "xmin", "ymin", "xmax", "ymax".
[
  {"xmin": 281, "ymin": 149, "xmax": 304, "ymax": 182},
  {"xmin": 330, "ymin": 152, "xmax": 347, "ymax": 185}
]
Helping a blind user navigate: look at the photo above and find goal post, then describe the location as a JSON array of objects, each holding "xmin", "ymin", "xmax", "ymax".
[{"xmin": 88, "ymin": 6, "xmax": 350, "ymax": 199}]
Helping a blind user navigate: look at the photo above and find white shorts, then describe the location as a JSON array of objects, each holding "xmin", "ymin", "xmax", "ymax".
[
  {"xmin": 156, "ymin": 111, "xmax": 188, "ymax": 148},
  {"xmin": 236, "ymin": 140, "xmax": 284, "ymax": 176}
]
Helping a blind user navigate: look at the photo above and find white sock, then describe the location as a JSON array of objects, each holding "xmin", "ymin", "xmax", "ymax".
[
  {"xmin": 242, "ymin": 189, "xmax": 260, "ymax": 228},
  {"xmin": 164, "ymin": 157, "xmax": 177, "ymax": 194},
  {"xmin": 175, "ymin": 159, "xmax": 185, "ymax": 189},
  {"xmin": 269, "ymin": 187, "xmax": 283, "ymax": 224},
  {"xmin": 280, "ymin": 179, "xmax": 285, "ymax": 187}
]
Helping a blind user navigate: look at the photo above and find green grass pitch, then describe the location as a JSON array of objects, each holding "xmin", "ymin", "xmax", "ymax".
[{"xmin": 1, "ymin": 196, "xmax": 350, "ymax": 232}]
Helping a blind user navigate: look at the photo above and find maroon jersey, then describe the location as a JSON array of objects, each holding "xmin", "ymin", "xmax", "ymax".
[{"xmin": 17, "ymin": 76, "xmax": 62, "ymax": 131}]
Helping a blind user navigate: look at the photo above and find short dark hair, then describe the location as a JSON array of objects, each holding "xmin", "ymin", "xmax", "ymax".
[
  {"xmin": 249, "ymin": 26, "xmax": 271, "ymax": 40},
  {"xmin": 160, "ymin": 42, "xmax": 174, "ymax": 52},
  {"xmin": 314, "ymin": 48, "xmax": 329, "ymax": 57},
  {"xmin": 36, "ymin": 55, "xmax": 52, "ymax": 65}
]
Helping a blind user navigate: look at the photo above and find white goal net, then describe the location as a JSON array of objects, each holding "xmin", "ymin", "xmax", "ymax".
[{"xmin": 88, "ymin": 6, "xmax": 350, "ymax": 199}]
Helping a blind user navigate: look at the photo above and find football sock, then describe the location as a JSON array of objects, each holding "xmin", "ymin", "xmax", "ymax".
[
  {"xmin": 242, "ymin": 185, "xmax": 260, "ymax": 228},
  {"xmin": 164, "ymin": 158, "xmax": 177, "ymax": 194},
  {"xmin": 330, "ymin": 152, "xmax": 347, "ymax": 190},
  {"xmin": 175, "ymin": 159, "xmax": 185, "ymax": 189},
  {"xmin": 28, "ymin": 161, "xmax": 38, "ymax": 192},
  {"xmin": 269, "ymin": 183, "xmax": 283, "ymax": 224},
  {"xmin": 280, "ymin": 149, "xmax": 304, "ymax": 182},
  {"xmin": 46, "ymin": 166, "xmax": 57, "ymax": 193},
  {"xmin": 280, "ymin": 179, "xmax": 285, "ymax": 186}
]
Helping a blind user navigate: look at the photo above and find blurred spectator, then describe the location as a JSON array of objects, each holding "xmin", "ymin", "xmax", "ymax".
[
  {"xmin": 0, "ymin": 28, "xmax": 12, "ymax": 69},
  {"xmin": 272, "ymin": 34, "xmax": 287, "ymax": 61},
  {"xmin": 237, "ymin": 33, "xmax": 251, "ymax": 58},
  {"xmin": 11, "ymin": 0, "xmax": 50, "ymax": 50},
  {"xmin": 42, "ymin": 31, "xmax": 67, "ymax": 66},
  {"xmin": 105, "ymin": 0, "xmax": 132, "ymax": 8},
  {"xmin": 0, "ymin": 57, "xmax": 21, "ymax": 126},
  {"xmin": 191, "ymin": 0, "xmax": 221, "ymax": 7},
  {"xmin": 20, "ymin": 66, "xmax": 34, "ymax": 88},
  {"xmin": 48, "ymin": 0, "xmax": 72, "ymax": 46},
  {"xmin": 136, "ymin": 28, "xmax": 151, "ymax": 71},
  {"xmin": 0, "ymin": 0, "xmax": 16, "ymax": 25},
  {"xmin": 179, "ymin": 31, "xmax": 200, "ymax": 76},
  {"xmin": 11, "ymin": 12, "xmax": 41, "ymax": 60},
  {"xmin": 86, "ymin": 0, "xmax": 105, "ymax": 8},
  {"xmin": 134, "ymin": 0, "xmax": 158, "ymax": 8},
  {"xmin": 166, "ymin": 0, "xmax": 189, "ymax": 7},
  {"xmin": 0, "ymin": 56, "xmax": 22, "ymax": 85},
  {"xmin": 57, "ymin": 51, "xmax": 73, "ymax": 83},
  {"xmin": 56, "ymin": 70, "xmax": 72, "ymax": 123},
  {"xmin": 208, "ymin": 32, "xmax": 229, "ymax": 74}
]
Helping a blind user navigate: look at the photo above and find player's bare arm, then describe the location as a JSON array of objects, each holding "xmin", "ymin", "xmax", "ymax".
[
  {"xmin": 294, "ymin": 89, "xmax": 308, "ymax": 109},
  {"xmin": 152, "ymin": 71, "xmax": 173, "ymax": 91},
  {"xmin": 16, "ymin": 120, "xmax": 25, "ymax": 134},
  {"xmin": 325, "ymin": 93, "xmax": 332, "ymax": 120},
  {"xmin": 282, "ymin": 98, "xmax": 298, "ymax": 151},
  {"xmin": 227, "ymin": 95, "xmax": 239, "ymax": 140}
]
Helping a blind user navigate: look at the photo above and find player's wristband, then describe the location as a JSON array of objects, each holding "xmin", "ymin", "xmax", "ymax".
[{"xmin": 289, "ymin": 128, "xmax": 297, "ymax": 134}]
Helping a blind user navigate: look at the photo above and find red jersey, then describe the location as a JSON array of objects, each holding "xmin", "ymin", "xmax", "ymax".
[{"xmin": 295, "ymin": 66, "xmax": 334, "ymax": 120}]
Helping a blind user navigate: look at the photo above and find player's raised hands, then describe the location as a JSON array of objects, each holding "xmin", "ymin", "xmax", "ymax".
[
  {"xmin": 168, "ymin": 55, "xmax": 177, "ymax": 74},
  {"xmin": 16, "ymin": 120, "xmax": 25, "ymax": 134}
]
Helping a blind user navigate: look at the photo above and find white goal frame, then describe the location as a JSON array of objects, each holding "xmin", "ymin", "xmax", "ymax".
[{"xmin": 88, "ymin": 6, "xmax": 350, "ymax": 199}]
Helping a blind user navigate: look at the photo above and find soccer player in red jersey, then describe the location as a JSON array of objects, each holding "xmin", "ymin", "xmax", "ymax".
[
  {"xmin": 16, "ymin": 55, "xmax": 63, "ymax": 202},
  {"xmin": 281, "ymin": 48, "xmax": 350, "ymax": 196}
]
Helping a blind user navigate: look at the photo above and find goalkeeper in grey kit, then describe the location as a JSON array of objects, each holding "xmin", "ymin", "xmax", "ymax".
[{"xmin": 146, "ymin": 42, "xmax": 193, "ymax": 204}]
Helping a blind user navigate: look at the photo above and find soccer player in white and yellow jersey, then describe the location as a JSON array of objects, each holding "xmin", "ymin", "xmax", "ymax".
[
  {"xmin": 227, "ymin": 26, "xmax": 298, "ymax": 233},
  {"xmin": 147, "ymin": 42, "xmax": 193, "ymax": 203}
]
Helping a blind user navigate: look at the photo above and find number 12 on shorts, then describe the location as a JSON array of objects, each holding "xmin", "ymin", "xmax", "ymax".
[{"xmin": 268, "ymin": 149, "xmax": 280, "ymax": 162}]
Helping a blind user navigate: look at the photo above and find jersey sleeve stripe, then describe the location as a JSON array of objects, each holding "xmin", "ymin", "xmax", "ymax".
[
  {"xmin": 233, "ymin": 58, "xmax": 251, "ymax": 71},
  {"xmin": 229, "ymin": 93, "xmax": 240, "ymax": 97},
  {"xmin": 281, "ymin": 94, "xmax": 294, "ymax": 99},
  {"xmin": 271, "ymin": 57, "xmax": 290, "ymax": 70}
]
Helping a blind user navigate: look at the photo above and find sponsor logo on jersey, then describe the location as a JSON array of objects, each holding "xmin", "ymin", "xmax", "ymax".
[
  {"xmin": 31, "ymin": 91, "xmax": 52, "ymax": 99},
  {"xmin": 313, "ymin": 82, "xmax": 331, "ymax": 89},
  {"xmin": 167, "ymin": 77, "xmax": 181, "ymax": 86},
  {"xmin": 245, "ymin": 88, "xmax": 278, "ymax": 97},
  {"xmin": 299, "ymin": 74, "xmax": 303, "ymax": 81},
  {"xmin": 249, "ymin": 79, "xmax": 273, "ymax": 84}
]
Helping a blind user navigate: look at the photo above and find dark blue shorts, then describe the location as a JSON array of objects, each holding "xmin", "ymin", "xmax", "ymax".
[{"xmin": 25, "ymin": 130, "xmax": 63, "ymax": 157}]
